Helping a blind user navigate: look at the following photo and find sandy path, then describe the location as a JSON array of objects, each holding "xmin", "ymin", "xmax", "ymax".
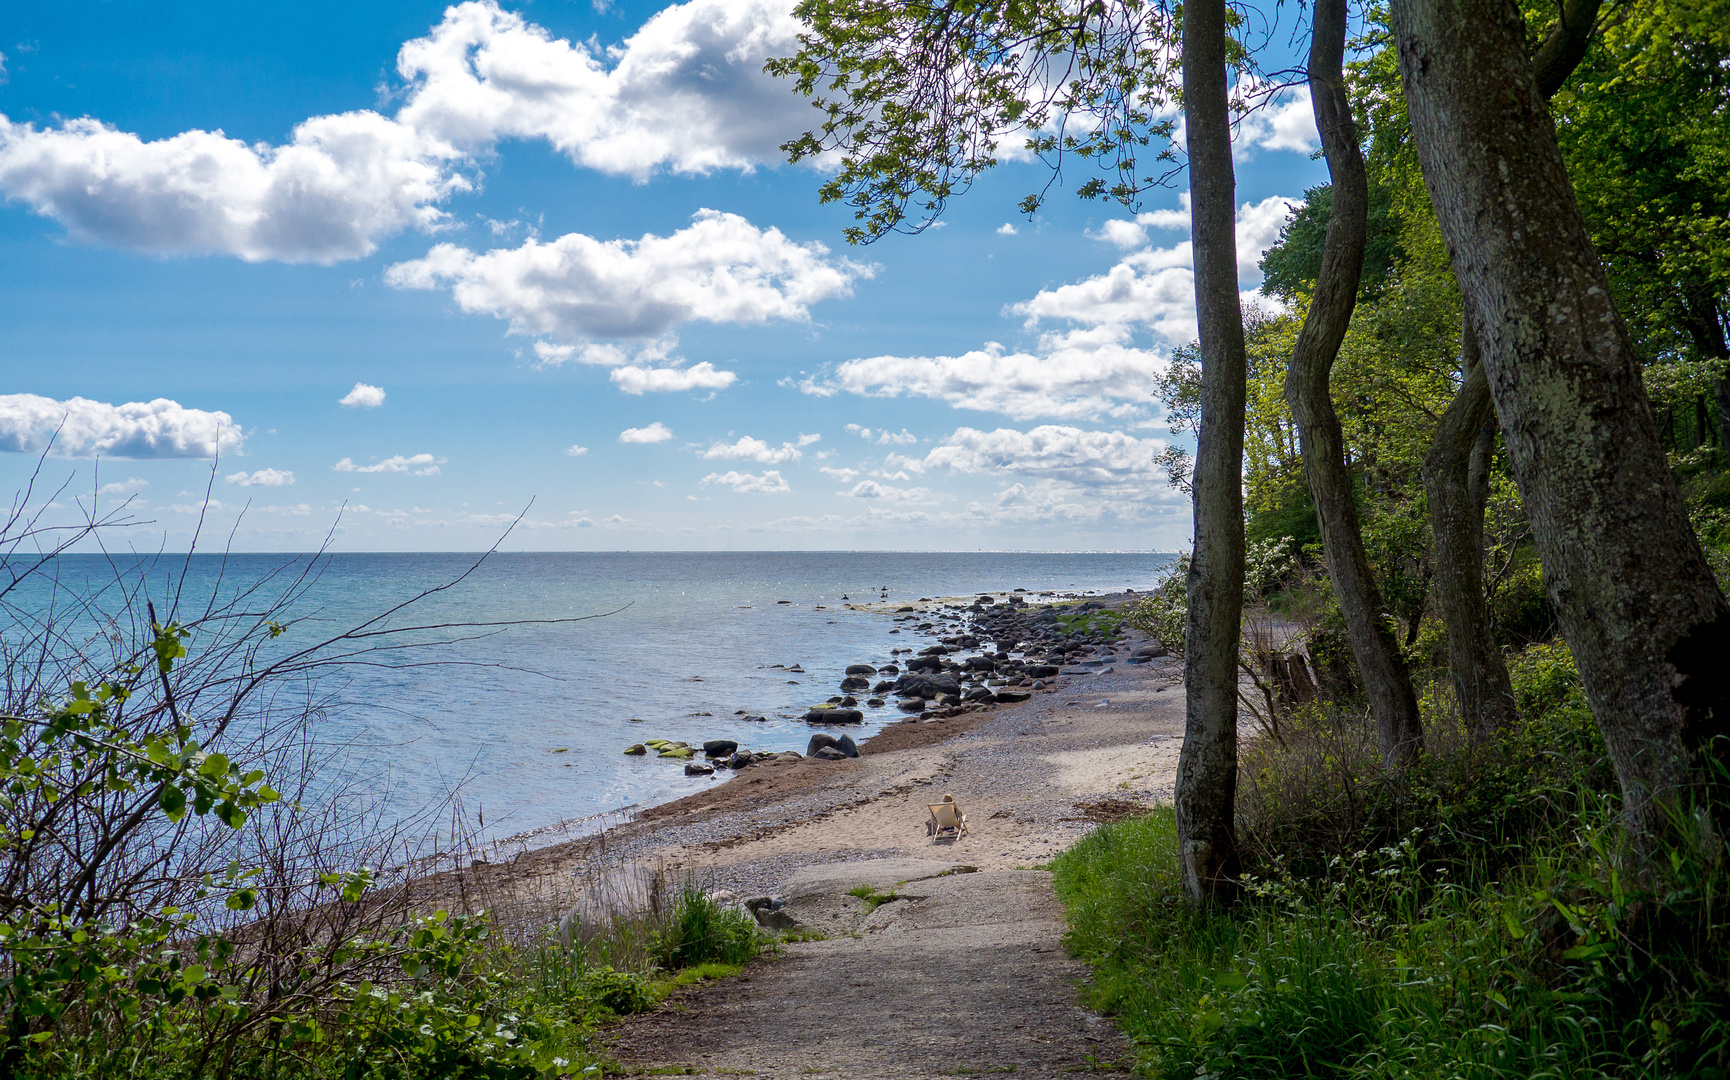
[{"xmin": 598, "ymin": 656, "xmax": 1186, "ymax": 1078}]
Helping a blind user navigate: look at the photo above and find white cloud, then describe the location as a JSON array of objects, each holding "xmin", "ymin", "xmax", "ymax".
[
  {"xmin": 701, "ymin": 469, "xmax": 790, "ymax": 494},
  {"xmin": 386, "ymin": 209, "xmax": 866, "ymax": 342},
  {"xmin": 618, "ymin": 422, "xmax": 674, "ymax": 443},
  {"xmin": 610, "ymin": 361, "xmax": 738, "ymax": 394},
  {"xmin": 1090, "ymin": 218, "xmax": 1153, "ymax": 250},
  {"xmin": 996, "ymin": 223, "xmax": 1018, "ymax": 236},
  {"xmin": 819, "ymin": 466, "xmax": 859, "ymax": 482},
  {"xmin": 841, "ymin": 479, "xmax": 932, "ymax": 502},
  {"xmin": 1235, "ymin": 84, "xmax": 1318, "ymax": 156},
  {"xmin": 0, "ymin": 0, "xmax": 817, "ymax": 263},
  {"xmin": 225, "ymin": 468, "xmax": 295, "ymax": 487},
  {"xmin": 700, "ymin": 435, "xmax": 809, "ymax": 464},
  {"xmin": 0, "ymin": 393, "xmax": 243, "ymax": 458},
  {"xmin": 0, "ymin": 111, "xmax": 465, "ymax": 263},
  {"xmin": 96, "ymin": 476, "xmax": 148, "ymax": 495},
  {"xmin": 565, "ymin": 444, "xmax": 590, "ymax": 456},
  {"xmin": 332, "ymin": 453, "xmax": 443, "ymax": 475},
  {"xmin": 396, "ymin": 0, "xmax": 810, "ymax": 178},
  {"xmin": 171, "ymin": 499, "xmax": 228, "ymax": 514},
  {"xmin": 1013, "ymin": 194, "xmax": 1298, "ymax": 338},
  {"xmin": 339, "ymin": 382, "xmax": 387, "ymax": 408},
  {"xmin": 924, "ymin": 425, "xmax": 1166, "ymax": 485},
  {"xmin": 809, "ymin": 324, "xmax": 1167, "ymax": 421}
]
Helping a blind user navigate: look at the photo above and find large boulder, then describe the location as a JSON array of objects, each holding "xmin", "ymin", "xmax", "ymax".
[
  {"xmin": 806, "ymin": 733, "xmax": 840, "ymax": 756},
  {"xmin": 703, "ymin": 739, "xmax": 739, "ymax": 757},
  {"xmin": 813, "ymin": 746, "xmax": 848, "ymax": 761},
  {"xmin": 835, "ymin": 734, "xmax": 860, "ymax": 758},
  {"xmin": 907, "ymin": 654, "xmax": 944, "ymax": 674},
  {"xmin": 894, "ymin": 672, "xmax": 962, "ymax": 699},
  {"xmin": 897, "ymin": 698, "xmax": 927, "ymax": 713},
  {"xmin": 993, "ymin": 690, "xmax": 1033, "ymax": 704},
  {"xmin": 1024, "ymin": 664, "xmax": 1061, "ymax": 678},
  {"xmin": 840, "ymin": 676, "xmax": 871, "ymax": 691},
  {"xmin": 685, "ymin": 762, "xmax": 715, "ymax": 776},
  {"xmin": 845, "ymin": 663, "xmax": 878, "ymax": 675},
  {"xmin": 806, "ymin": 708, "xmax": 864, "ymax": 724},
  {"xmin": 962, "ymin": 655, "xmax": 996, "ymax": 672}
]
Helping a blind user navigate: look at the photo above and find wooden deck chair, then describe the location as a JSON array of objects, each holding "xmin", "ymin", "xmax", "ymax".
[{"xmin": 926, "ymin": 795, "xmax": 969, "ymax": 840}]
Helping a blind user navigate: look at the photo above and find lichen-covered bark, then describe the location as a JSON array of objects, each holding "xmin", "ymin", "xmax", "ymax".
[
  {"xmin": 1392, "ymin": 0, "xmax": 1730, "ymax": 856},
  {"xmin": 1423, "ymin": 327, "xmax": 1517, "ymax": 741},
  {"xmin": 1174, "ymin": 0, "xmax": 1245, "ymax": 906},
  {"xmin": 1284, "ymin": 0, "xmax": 1424, "ymax": 770}
]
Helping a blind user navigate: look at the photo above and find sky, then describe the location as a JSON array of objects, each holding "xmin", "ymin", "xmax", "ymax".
[{"xmin": 0, "ymin": 0, "xmax": 1326, "ymax": 552}]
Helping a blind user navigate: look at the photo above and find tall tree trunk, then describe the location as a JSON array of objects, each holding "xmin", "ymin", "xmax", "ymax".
[
  {"xmin": 1175, "ymin": 0, "xmax": 1247, "ymax": 906},
  {"xmin": 1423, "ymin": 0, "xmax": 1594, "ymax": 746},
  {"xmin": 1423, "ymin": 325, "xmax": 1518, "ymax": 741},
  {"xmin": 1391, "ymin": 0, "xmax": 1730, "ymax": 858},
  {"xmin": 1284, "ymin": 0, "xmax": 1425, "ymax": 770}
]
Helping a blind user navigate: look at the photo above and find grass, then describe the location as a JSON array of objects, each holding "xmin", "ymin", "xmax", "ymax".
[
  {"xmin": 1052, "ymin": 794, "xmax": 1730, "ymax": 1079},
  {"xmin": 846, "ymin": 884, "xmax": 901, "ymax": 913}
]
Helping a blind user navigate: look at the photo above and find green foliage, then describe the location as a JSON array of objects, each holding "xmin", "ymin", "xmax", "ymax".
[
  {"xmin": 1259, "ymin": 183, "xmax": 1405, "ymax": 303},
  {"xmin": 654, "ymin": 887, "xmax": 762, "ymax": 971},
  {"xmin": 768, "ymin": 0, "xmax": 1199, "ymax": 241}
]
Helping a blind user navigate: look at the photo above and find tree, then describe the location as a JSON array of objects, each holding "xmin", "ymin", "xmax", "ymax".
[
  {"xmin": 1172, "ymin": 0, "xmax": 1248, "ymax": 905},
  {"xmin": 1391, "ymin": 0, "xmax": 1730, "ymax": 858},
  {"xmin": 1282, "ymin": 0, "xmax": 1424, "ymax": 770}
]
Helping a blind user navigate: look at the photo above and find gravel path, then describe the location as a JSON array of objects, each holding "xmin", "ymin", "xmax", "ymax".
[{"xmin": 598, "ymin": 655, "xmax": 1185, "ymax": 1078}]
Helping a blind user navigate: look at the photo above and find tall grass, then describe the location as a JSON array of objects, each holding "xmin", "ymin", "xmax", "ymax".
[{"xmin": 1051, "ymin": 674, "xmax": 1730, "ymax": 1080}]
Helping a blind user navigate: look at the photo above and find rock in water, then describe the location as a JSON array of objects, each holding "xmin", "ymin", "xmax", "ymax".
[
  {"xmin": 897, "ymin": 698, "xmax": 927, "ymax": 713},
  {"xmin": 728, "ymin": 750, "xmax": 756, "ymax": 769},
  {"xmin": 806, "ymin": 708, "xmax": 864, "ymax": 724},
  {"xmin": 684, "ymin": 762, "xmax": 715, "ymax": 776},
  {"xmin": 703, "ymin": 739, "xmax": 739, "ymax": 757},
  {"xmin": 845, "ymin": 663, "xmax": 878, "ymax": 675},
  {"xmin": 623, "ymin": 744, "xmax": 648, "ymax": 755}
]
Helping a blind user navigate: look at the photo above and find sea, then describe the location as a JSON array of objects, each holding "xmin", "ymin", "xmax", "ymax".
[{"xmin": 6, "ymin": 551, "xmax": 1177, "ymax": 847}]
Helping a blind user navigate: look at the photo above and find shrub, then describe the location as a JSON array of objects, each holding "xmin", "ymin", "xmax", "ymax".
[{"xmin": 654, "ymin": 888, "xmax": 761, "ymax": 970}]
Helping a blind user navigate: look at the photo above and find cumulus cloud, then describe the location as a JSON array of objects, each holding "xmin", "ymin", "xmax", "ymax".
[
  {"xmin": 339, "ymin": 382, "xmax": 387, "ymax": 408},
  {"xmin": 96, "ymin": 477, "xmax": 148, "ymax": 495},
  {"xmin": 700, "ymin": 469, "xmax": 789, "ymax": 494},
  {"xmin": 1235, "ymin": 84, "xmax": 1318, "ymax": 156},
  {"xmin": 996, "ymin": 223, "xmax": 1018, "ymax": 236},
  {"xmin": 565, "ymin": 444, "xmax": 589, "ymax": 456},
  {"xmin": 924, "ymin": 425, "xmax": 1166, "ymax": 485},
  {"xmin": 0, "ymin": 393, "xmax": 243, "ymax": 458},
  {"xmin": 0, "ymin": 112, "xmax": 465, "ymax": 263},
  {"xmin": 841, "ymin": 479, "xmax": 932, "ymax": 502},
  {"xmin": 699, "ymin": 435, "xmax": 814, "ymax": 464},
  {"xmin": 844, "ymin": 424, "xmax": 919, "ymax": 445},
  {"xmin": 225, "ymin": 468, "xmax": 295, "ymax": 487},
  {"xmin": 810, "ymin": 324, "xmax": 1166, "ymax": 421},
  {"xmin": 610, "ymin": 361, "xmax": 737, "ymax": 395},
  {"xmin": 332, "ymin": 453, "xmax": 443, "ymax": 475},
  {"xmin": 385, "ymin": 209, "xmax": 866, "ymax": 342},
  {"xmin": 618, "ymin": 422, "xmax": 674, "ymax": 443},
  {"xmin": 396, "ymin": 0, "xmax": 810, "ymax": 178},
  {"xmin": 0, "ymin": 0, "xmax": 816, "ymax": 263},
  {"xmin": 1014, "ymin": 194, "xmax": 1298, "ymax": 338}
]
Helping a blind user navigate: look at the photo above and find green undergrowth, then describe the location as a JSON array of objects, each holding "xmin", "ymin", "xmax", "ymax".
[
  {"xmin": 846, "ymin": 885, "xmax": 901, "ymax": 913},
  {"xmin": 1051, "ymin": 649, "xmax": 1730, "ymax": 1079}
]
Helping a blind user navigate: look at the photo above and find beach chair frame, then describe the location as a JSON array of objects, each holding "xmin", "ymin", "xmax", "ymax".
[{"xmin": 926, "ymin": 801, "xmax": 969, "ymax": 840}]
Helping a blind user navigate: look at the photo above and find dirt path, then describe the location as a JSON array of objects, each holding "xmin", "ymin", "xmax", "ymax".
[{"xmin": 600, "ymin": 657, "xmax": 1187, "ymax": 1078}]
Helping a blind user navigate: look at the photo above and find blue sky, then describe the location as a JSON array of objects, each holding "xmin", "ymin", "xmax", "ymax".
[{"xmin": 0, "ymin": 0, "xmax": 1325, "ymax": 552}]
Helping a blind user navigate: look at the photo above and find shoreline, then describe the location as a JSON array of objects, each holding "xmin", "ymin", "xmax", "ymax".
[{"xmin": 430, "ymin": 588, "xmax": 1185, "ymax": 929}]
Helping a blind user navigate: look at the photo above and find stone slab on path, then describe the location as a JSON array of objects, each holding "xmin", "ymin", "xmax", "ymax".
[{"xmin": 607, "ymin": 861, "xmax": 1126, "ymax": 1078}]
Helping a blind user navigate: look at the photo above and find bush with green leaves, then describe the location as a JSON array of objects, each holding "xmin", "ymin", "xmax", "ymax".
[{"xmin": 654, "ymin": 887, "xmax": 762, "ymax": 971}]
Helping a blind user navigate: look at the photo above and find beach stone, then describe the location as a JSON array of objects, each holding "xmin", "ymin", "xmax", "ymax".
[
  {"xmin": 624, "ymin": 744, "xmax": 648, "ymax": 755},
  {"xmin": 743, "ymin": 714, "xmax": 768, "ymax": 722},
  {"xmin": 813, "ymin": 746, "xmax": 848, "ymax": 761},
  {"xmin": 703, "ymin": 739, "xmax": 739, "ymax": 757},
  {"xmin": 964, "ymin": 687, "xmax": 995, "ymax": 703},
  {"xmin": 898, "ymin": 698, "xmax": 927, "ymax": 713},
  {"xmin": 994, "ymin": 690, "xmax": 1032, "ymax": 704},
  {"xmin": 877, "ymin": 665, "xmax": 900, "ymax": 675},
  {"xmin": 907, "ymin": 655, "xmax": 943, "ymax": 674},
  {"xmin": 1031, "ymin": 680, "xmax": 1047, "ymax": 689},
  {"xmin": 841, "ymin": 696, "xmax": 858, "ymax": 707},
  {"xmin": 744, "ymin": 897, "xmax": 801, "ymax": 929},
  {"xmin": 1135, "ymin": 644, "xmax": 1171, "ymax": 659},
  {"xmin": 806, "ymin": 733, "xmax": 840, "ymax": 756},
  {"xmin": 845, "ymin": 663, "xmax": 878, "ymax": 675},
  {"xmin": 963, "ymin": 656, "xmax": 995, "ymax": 672},
  {"xmin": 866, "ymin": 697, "xmax": 885, "ymax": 708},
  {"xmin": 840, "ymin": 676, "xmax": 871, "ymax": 691},
  {"xmin": 779, "ymin": 751, "xmax": 803, "ymax": 761},
  {"xmin": 895, "ymin": 672, "xmax": 962, "ymax": 699},
  {"xmin": 728, "ymin": 751, "xmax": 756, "ymax": 769},
  {"xmin": 806, "ymin": 708, "xmax": 864, "ymax": 724},
  {"xmin": 657, "ymin": 747, "xmax": 695, "ymax": 759},
  {"xmin": 1025, "ymin": 665, "xmax": 1061, "ymax": 678},
  {"xmin": 872, "ymin": 680, "xmax": 894, "ymax": 694},
  {"xmin": 835, "ymin": 734, "xmax": 860, "ymax": 758},
  {"xmin": 685, "ymin": 762, "xmax": 715, "ymax": 776}
]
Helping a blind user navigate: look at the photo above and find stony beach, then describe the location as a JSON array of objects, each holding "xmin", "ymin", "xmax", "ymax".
[{"xmin": 447, "ymin": 587, "xmax": 1188, "ymax": 1077}]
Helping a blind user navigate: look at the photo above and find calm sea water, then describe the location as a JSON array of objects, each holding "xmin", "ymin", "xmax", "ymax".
[{"xmin": 6, "ymin": 552, "xmax": 1176, "ymax": 844}]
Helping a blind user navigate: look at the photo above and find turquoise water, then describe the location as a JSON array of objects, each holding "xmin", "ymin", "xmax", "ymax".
[{"xmin": 4, "ymin": 551, "xmax": 1176, "ymax": 843}]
